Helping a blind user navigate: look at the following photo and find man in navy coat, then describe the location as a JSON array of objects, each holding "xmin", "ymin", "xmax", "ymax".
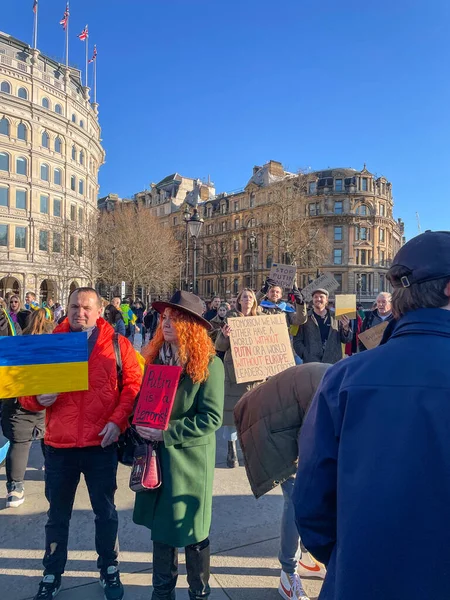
[{"xmin": 293, "ymin": 230, "xmax": 450, "ymax": 600}]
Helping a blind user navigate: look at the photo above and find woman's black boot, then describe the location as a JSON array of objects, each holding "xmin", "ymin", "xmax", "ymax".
[
  {"xmin": 185, "ymin": 539, "xmax": 211, "ymax": 599},
  {"xmin": 226, "ymin": 441, "xmax": 238, "ymax": 468},
  {"xmin": 152, "ymin": 541, "xmax": 178, "ymax": 600}
]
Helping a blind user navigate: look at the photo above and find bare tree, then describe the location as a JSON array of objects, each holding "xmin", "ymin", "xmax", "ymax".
[
  {"xmin": 265, "ymin": 174, "xmax": 331, "ymax": 269},
  {"xmin": 201, "ymin": 236, "xmax": 231, "ymax": 295},
  {"xmin": 98, "ymin": 203, "xmax": 179, "ymax": 298}
]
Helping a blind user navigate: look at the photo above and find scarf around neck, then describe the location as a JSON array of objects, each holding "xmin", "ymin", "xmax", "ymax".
[
  {"xmin": 159, "ymin": 342, "xmax": 181, "ymax": 366},
  {"xmin": 260, "ymin": 300, "xmax": 295, "ymax": 313}
]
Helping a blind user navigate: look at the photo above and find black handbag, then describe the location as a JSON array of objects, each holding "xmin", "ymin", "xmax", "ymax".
[{"xmin": 113, "ymin": 333, "xmax": 143, "ymax": 466}]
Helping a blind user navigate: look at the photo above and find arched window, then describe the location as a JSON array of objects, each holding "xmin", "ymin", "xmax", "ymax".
[
  {"xmin": 0, "ymin": 152, "xmax": 9, "ymax": 171},
  {"xmin": 1, "ymin": 81, "xmax": 11, "ymax": 94},
  {"xmin": 0, "ymin": 118, "xmax": 9, "ymax": 136},
  {"xmin": 17, "ymin": 123, "xmax": 27, "ymax": 141},
  {"xmin": 80, "ymin": 120, "xmax": 84, "ymax": 128},
  {"xmin": 357, "ymin": 204, "xmax": 368, "ymax": 216},
  {"xmin": 17, "ymin": 87, "xmax": 28, "ymax": 100},
  {"xmin": 79, "ymin": 151, "xmax": 84, "ymax": 165},
  {"xmin": 78, "ymin": 179, "xmax": 84, "ymax": 195},
  {"xmin": 54, "ymin": 168, "xmax": 62, "ymax": 186},
  {"xmin": 55, "ymin": 104, "xmax": 63, "ymax": 115},
  {"xmin": 71, "ymin": 145, "xmax": 76, "ymax": 160},
  {"xmin": 71, "ymin": 113, "xmax": 77, "ymax": 123},
  {"xmin": 70, "ymin": 175, "xmax": 76, "ymax": 191},
  {"xmin": 16, "ymin": 157, "xmax": 27, "ymax": 176},
  {"xmin": 247, "ymin": 218, "xmax": 256, "ymax": 228},
  {"xmin": 42, "ymin": 131, "xmax": 50, "ymax": 148},
  {"xmin": 40, "ymin": 163, "xmax": 49, "ymax": 181},
  {"xmin": 54, "ymin": 137, "xmax": 62, "ymax": 153},
  {"xmin": 41, "ymin": 97, "xmax": 50, "ymax": 109}
]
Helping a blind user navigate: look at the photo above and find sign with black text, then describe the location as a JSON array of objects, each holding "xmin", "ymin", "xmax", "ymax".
[{"xmin": 132, "ymin": 365, "xmax": 182, "ymax": 430}]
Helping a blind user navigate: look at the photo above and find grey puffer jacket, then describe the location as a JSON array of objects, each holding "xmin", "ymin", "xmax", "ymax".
[
  {"xmin": 234, "ymin": 363, "xmax": 330, "ymax": 498},
  {"xmin": 293, "ymin": 309, "xmax": 352, "ymax": 364}
]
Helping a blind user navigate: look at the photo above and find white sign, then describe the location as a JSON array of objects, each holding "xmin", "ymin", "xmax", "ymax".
[
  {"xmin": 301, "ymin": 273, "xmax": 340, "ymax": 302},
  {"xmin": 121, "ymin": 281, "xmax": 126, "ymax": 299},
  {"xmin": 269, "ymin": 263, "xmax": 297, "ymax": 290}
]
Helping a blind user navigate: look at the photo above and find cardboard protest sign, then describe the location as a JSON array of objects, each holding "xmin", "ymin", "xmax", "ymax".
[
  {"xmin": 301, "ymin": 273, "xmax": 340, "ymax": 302},
  {"xmin": 132, "ymin": 365, "xmax": 182, "ymax": 430},
  {"xmin": 359, "ymin": 321, "xmax": 389, "ymax": 350},
  {"xmin": 269, "ymin": 263, "xmax": 297, "ymax": 290},
  {"xmin": 335, "ymin": 294, "xmax": 357, "ymax": 320},
  {"xmin": 228, "ymin": 314, "xmax": 295, "ymax": 384},
  {"xmin": 0, "ymin": 333, "xmax": 88, "ymax": 398}
]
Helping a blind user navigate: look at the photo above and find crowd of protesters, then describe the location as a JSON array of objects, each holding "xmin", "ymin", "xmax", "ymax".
[{"xmin": 1, "ymin": 230, "xmax": 449, "ymax": 600}]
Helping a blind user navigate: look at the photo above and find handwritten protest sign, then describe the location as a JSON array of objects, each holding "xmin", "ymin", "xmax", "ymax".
[
  {"xmin": 269, "ymin": 263, "xmax": 297, "ymax": 290},
  {"xmin": 359, "ymin": 321, "xmax": 389, "ymax": 350},
  {"xmin": 301, "ymin": 273, "xmax": 340, "ymax": 302},
  {"xmin": 132, "ymin": 365, "xmax": 182, "ymax": 430},
  {"xmin": 228, "ymin": 314, "xmax": 295, "ymax": 384},
  {"xmin": 335, "ymin": 294, "xmax": 357, "ymax": 320}
]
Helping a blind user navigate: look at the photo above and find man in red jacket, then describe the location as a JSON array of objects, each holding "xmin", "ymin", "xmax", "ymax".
[{"xmin": 21, "ymin": 288, "xmax": 142, "ymax": 600}]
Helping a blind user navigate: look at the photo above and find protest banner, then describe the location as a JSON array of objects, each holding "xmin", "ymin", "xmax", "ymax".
[
  {"xmin": 335, "ymin": 294, "xmax": 357, "ymax": 320},
  {"xmin": 301, "ymin": 273, "xmax": 340, "ymax": 302},
  {"xmin": 0, "ymin": 333, "xmax": 88, "ymax": 397},
  {"xmin": 132, "ymin": 365, "xmax": 182, "ymax": 430},
  {"xmin": 359, "ymin": 321, "xmax": 389, "ymax": 350},
  {"xmin": 269, "ymin": 263, "xmax": 297, "ymax": 290},
  {"xmin": 228, "ymin": 314, "xmax": 295, "ymax": 384}
]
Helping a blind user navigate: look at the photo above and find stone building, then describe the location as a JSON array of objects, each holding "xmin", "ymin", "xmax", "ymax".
[
  {"xmin": 137, "ymin": 160, "xmax": 403, "ymax": 304},
  {"xmin": 0, "ymin": 31, "xmax": 105, "ymax": 303}
]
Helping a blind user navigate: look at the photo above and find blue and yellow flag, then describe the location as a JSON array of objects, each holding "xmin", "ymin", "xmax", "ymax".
[{"xmin": 0, "ymin": 333, "xmax": 88, "ymax": 398}]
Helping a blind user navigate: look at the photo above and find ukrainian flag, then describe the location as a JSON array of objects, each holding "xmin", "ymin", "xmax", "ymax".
[{"xmin": 0, "ymin": 333, "xmax": 88, "ymax": 398}]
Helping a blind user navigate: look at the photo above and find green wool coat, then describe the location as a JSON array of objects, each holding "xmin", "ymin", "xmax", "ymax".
[{"xmin": 133, "ymin": 356, "xmax": 225, "ymax": 548}]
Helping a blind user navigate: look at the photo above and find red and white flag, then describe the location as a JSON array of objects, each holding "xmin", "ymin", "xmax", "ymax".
[
  {"xmin": 60, "ymin": 3, "xmax": 69, "ymax": 30},
  {"xmin": 78, "ymin": 25, "xmax": 88, "ymax": 41},
  {"xmin": 33, "ymin": 0, "xmax": 38, "ymax": 13},
  {"xmin": 88, "ymin": 45, "xmax": 97, "ymax": 63}
]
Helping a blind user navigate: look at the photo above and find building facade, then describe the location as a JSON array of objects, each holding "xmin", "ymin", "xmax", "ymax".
[
  {"xmin": 133, "ymin": 161, "xmax": 403, "ymax": 304},
  {"xmin": 0, "ymin": 31, "xmax": 105, "ymax": 303}
]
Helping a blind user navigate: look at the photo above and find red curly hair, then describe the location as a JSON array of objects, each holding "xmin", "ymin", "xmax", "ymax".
[{"xmin": 142, "ymin": 308, "xmax": 216, "ymax": 383}]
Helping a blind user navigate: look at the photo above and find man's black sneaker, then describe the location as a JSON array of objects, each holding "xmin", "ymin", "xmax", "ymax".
[
  {"xmin": 100, "ymin": 566, "xmax": 124, "ymax": 600},
  {"xmin": 34, "ymin": 575, "xmax": 61, "ymax": 599}
]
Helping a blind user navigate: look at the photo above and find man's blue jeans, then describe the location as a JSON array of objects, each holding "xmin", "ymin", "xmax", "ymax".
[
  {"xmin": 279, "ymin": 476, "xmax": 301, "ymax": 574},
  {"xmin": 43, "ymin": 444, "xmax": 119, "ymax": 575}
]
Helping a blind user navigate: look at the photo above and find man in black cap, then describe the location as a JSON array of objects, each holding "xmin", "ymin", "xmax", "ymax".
[{"xmin": 293, "ymin": 231, "xmax": 450, "ymax": 600}]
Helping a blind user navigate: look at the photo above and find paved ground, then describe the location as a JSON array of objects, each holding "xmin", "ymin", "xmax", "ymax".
[{"xmin": 0, "ymin": 435, "xmax": 323, "ymax": 600}]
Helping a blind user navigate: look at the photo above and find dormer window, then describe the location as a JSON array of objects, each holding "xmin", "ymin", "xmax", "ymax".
[{"xmin": 335, "ymin": 179, "xmax": 343, "ymax": 192}]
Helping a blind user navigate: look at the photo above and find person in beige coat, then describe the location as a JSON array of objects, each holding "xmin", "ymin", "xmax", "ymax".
[
  {"xmin": 215, "ymin": 288, "xmax": 264, "ymax": 467},
  {"xmin": 234, "ymin": 363, "xmax": 330, "ymax": 600}
]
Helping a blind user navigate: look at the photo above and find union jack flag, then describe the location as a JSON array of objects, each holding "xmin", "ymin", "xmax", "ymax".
[
  {"xmin": 78, "ymin": 25, "xmax": 88, "ymax": 41},
  {"xmin": 33, "ymin": 0, "xmax": 38, "ymax": 13},
  {"xmin": 60, "ymin": 4, "xmax": 69, "ymax": 30},
  {"xmin": 88, "ymin": 45, "xmax": 97, "ymax": 63}
]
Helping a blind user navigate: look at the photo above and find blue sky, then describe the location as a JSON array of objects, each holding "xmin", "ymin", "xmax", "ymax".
[{"xmin": 2, "ymin": 1, "xmax": 450, "ymax": 239}]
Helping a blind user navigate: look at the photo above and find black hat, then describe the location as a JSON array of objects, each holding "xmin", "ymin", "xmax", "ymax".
[
  {"xmin": 152, "ymin": 291, "xmax": 212, "ymax": 330},
  {"xmin": 388, "ymin": 231, "xmax": 450, "ymax": 288}
]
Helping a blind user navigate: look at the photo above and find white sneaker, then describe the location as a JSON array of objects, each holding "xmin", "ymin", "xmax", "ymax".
[
  {"xmin": 278, "ymin": 570, "xmax": 310, "ymax": 600},
  {"xmin": 298, "ymin": 552, "xmax": 326, "ymax": 580},
  {"xmin": 6, "ymin": 483, "xmax": 25, "ymax": 508}
]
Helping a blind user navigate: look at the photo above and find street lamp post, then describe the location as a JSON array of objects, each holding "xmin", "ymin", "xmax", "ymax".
[
  {"xmin": 357, "ymin": 273, "xmax": 362, "ymax": 305},
  {"xmin": 183, "ymin": 206, "xmax": 191, "ymax": 290},
  {"xmin": 187, "ymin": 208, "xmax": 204, "ymax": 295},
  {"xmin": 249, "ymin": 232, "xmax": 256, "ymax": 290}
]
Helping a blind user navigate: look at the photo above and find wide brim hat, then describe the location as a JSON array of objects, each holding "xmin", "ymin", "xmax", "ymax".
[{"xmin": 152, "ymin": 290, "xmax": 212, "ymax": 331}]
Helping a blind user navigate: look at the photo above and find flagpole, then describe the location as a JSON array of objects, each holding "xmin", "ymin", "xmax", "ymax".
[
  {"xmin": 33, "ymin": 2, "xmax": 38, "ymax": 49},
  {"xmin": 85, "ymin": 28, "xmax": 88, "ymax": 88},
  {"xmin": 65, "ymin": 3, "xmax": 69, "ymax": 69},
  {"xmin": 94, "ymin": 52, "xmax": 97, "ymax": 103}
]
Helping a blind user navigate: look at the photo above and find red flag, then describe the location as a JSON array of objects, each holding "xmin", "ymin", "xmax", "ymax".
[
  {"xmin": 88, "ymin": 45, "xmax": 97, "ymax": 64},
  {"xmin": 78, "ymin": 25, "xmax": 88, "ymax": 41},
  {"xmin": 60, "ymin": 4, "xmax": 69, "ymax": 30},
  {"xmin": 33, "ymin": 0, "xmax": 38, "ymax": 13}
]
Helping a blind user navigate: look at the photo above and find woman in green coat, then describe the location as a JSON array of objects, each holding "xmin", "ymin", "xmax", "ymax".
[{"xmin": 133, "ymin": 291, "xmax": 225, "ymax": 600}]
